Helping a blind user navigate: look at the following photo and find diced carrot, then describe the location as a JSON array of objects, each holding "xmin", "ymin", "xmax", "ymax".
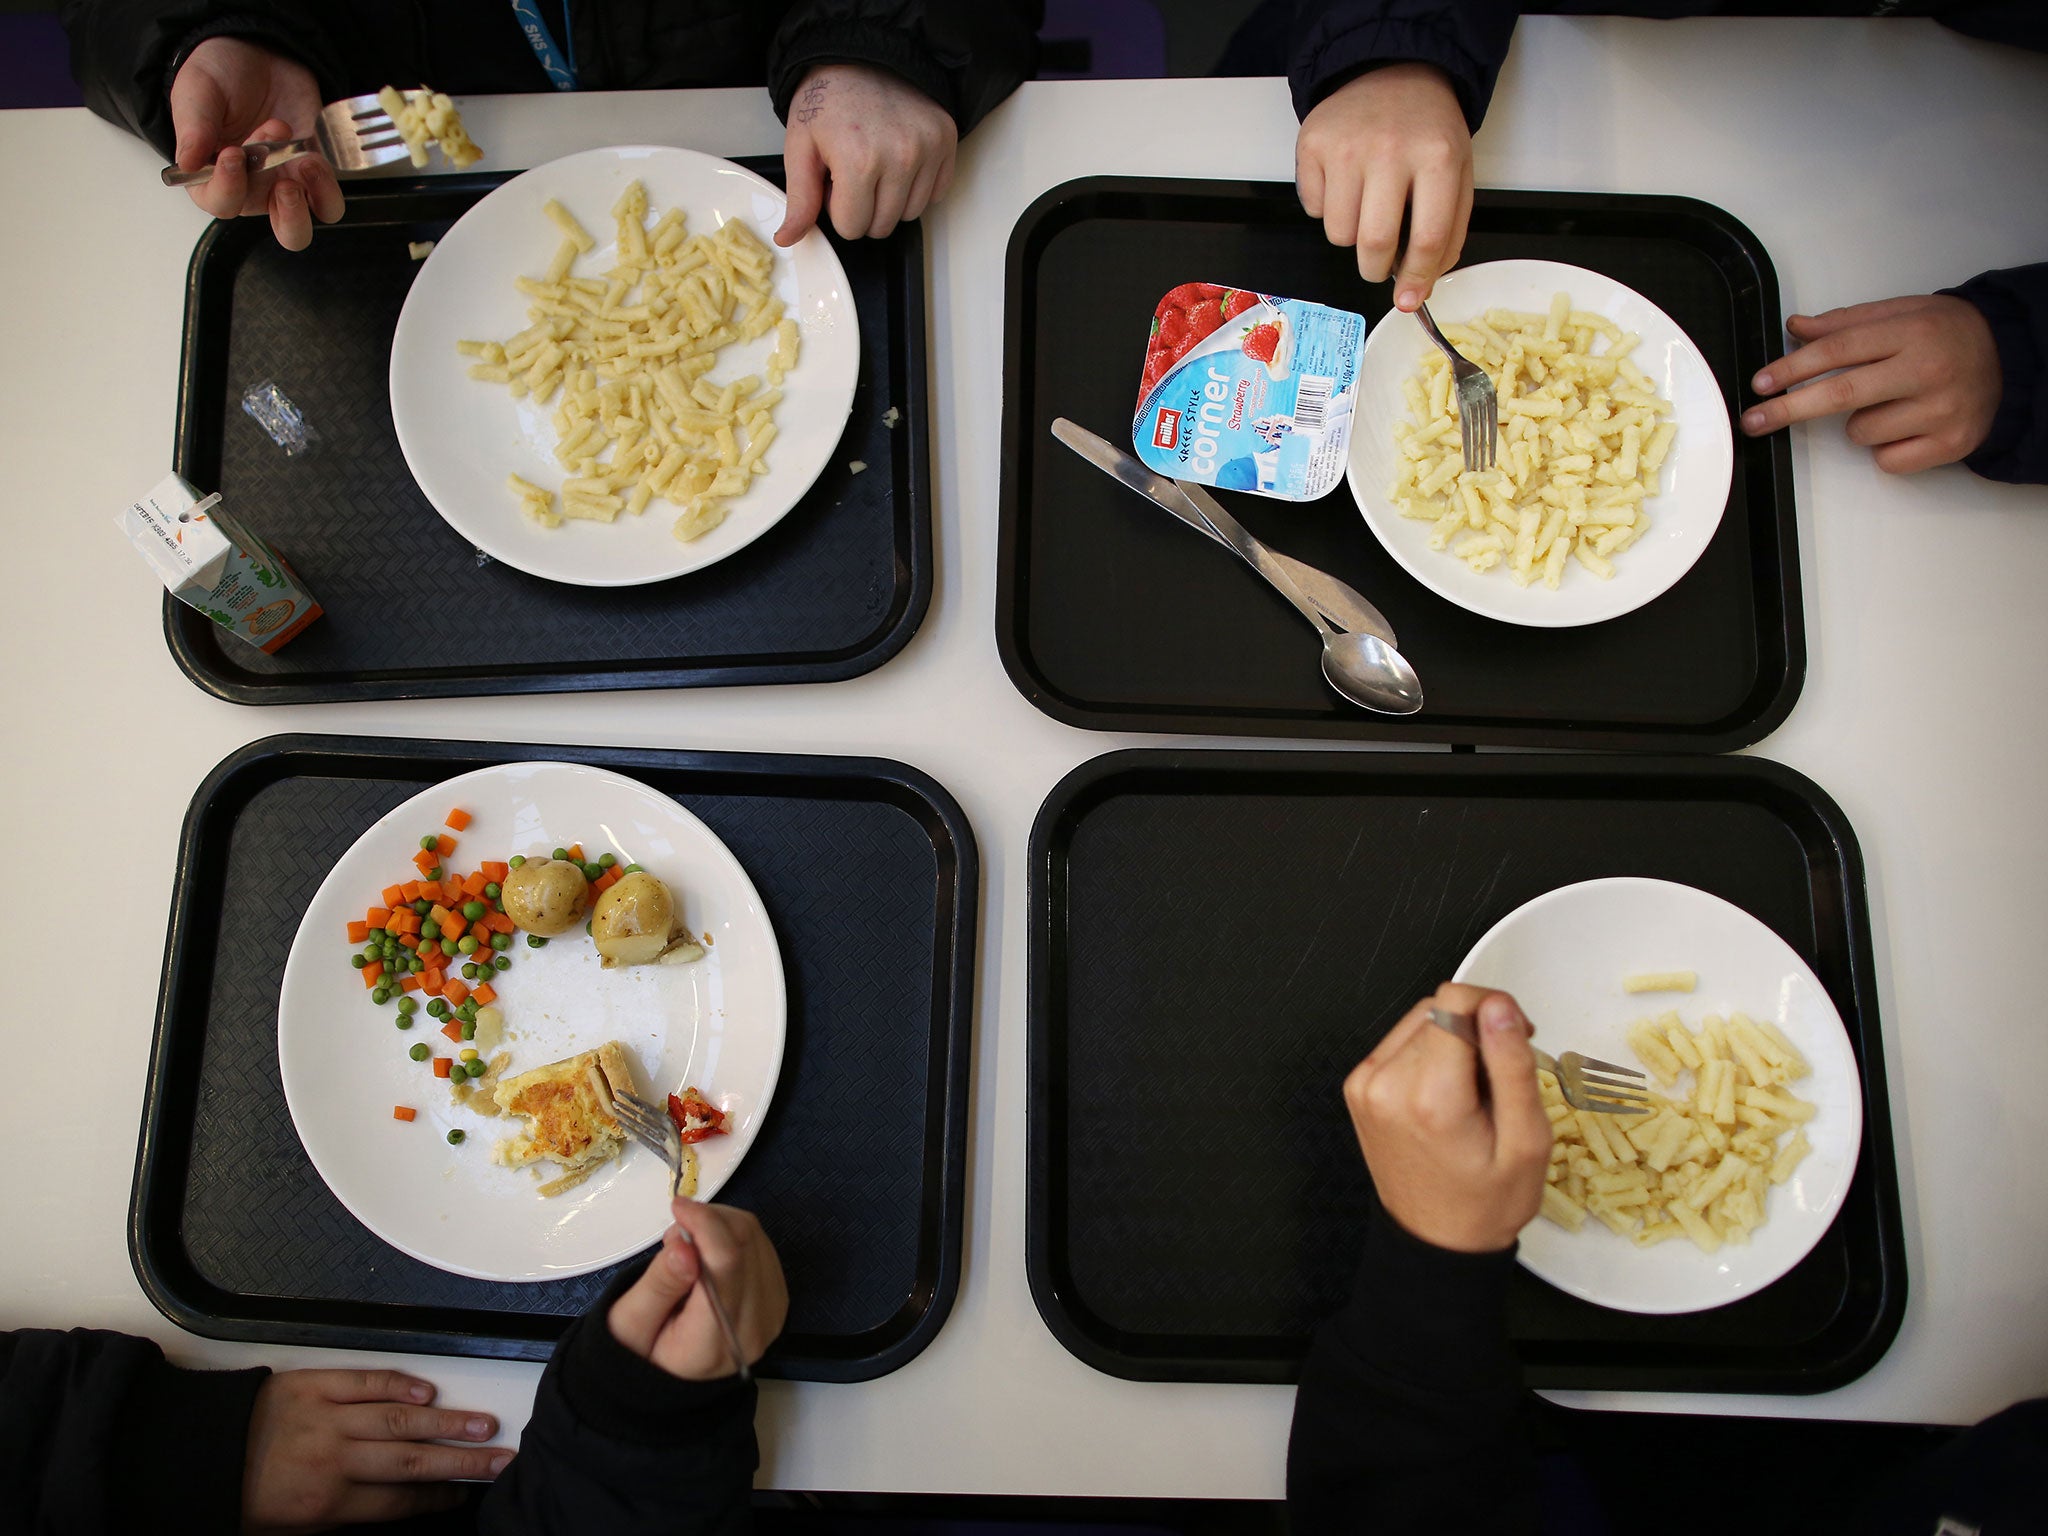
[
  {"xmin": 422, "ymin": 971, "xmax": 445, "ymax": 996},
  {"xmin": 462, "ymin": 872, "xmax": 487, "ymax": 899},
  {"xmin": 418, "ymin": 880, "xmax": 442, "ymax": 903},
  {"xmin": 445, "ymin": 979, "xmax": 470, "ymax": 1006},
  {"xmin": 442, "ymin": 913, "xmax": 468, "ymax": 940},
  {"xmin": 382, "ymin": 883, "xmax": 406, "ymax": 908},
  {"xmin": 472, "ymin": 983, "xmax": 498, "ymax": 1007},
  {"xmin": 481, "ymin": 861, "xmax": 509, "ymax": 882},
  {"xmin": 402, "ymin": 880, "xmax": 422, "ymax": 901},
  {"xmin": 568, "ymin": 843, "xmax": 584, "ymax": 862},
  {"xmin": 441, "ymin": 1019, "xmax": 464, "ymax": 1041},
  {"xmin": 413, "ymin": 850, "xmax": 437, "ymax": 874},
  {"xmin": 445, "ymin": 807, "xmax": 473, "ymax": 831},
  {"xmin": 393, "ymin": 1105, "xmax": 416, "ymax": 1122},
  {"xmin": 592, "ymin": 868, "xmax": 620, "ymax": 894},
  {"xmin": 367, "ymin": 906, "xmax": 392, "ymax": 928},
  {"xmin": 487, "ymin": 911, "xmax": 515, "ymax": 934},
  {"xmin": 428, "ymin": 903, "xmax": 451, "ymax": 926},
  {"xmin": 432, "ymin": 1058, "xmax": 452, "ymax": 1079},
  {"xmin": 347, "ymin": 919, "xmax": 370, "ymax": 943},
  {"xmin": 362, "ymin": 960, "xmax": 384, "ymax": 987},
  {"xmin": 399, "ymin": 935, "xmax": 419, "ymax": 951},
  {"xmin": 391, "ymin": 911, "xmax": 418, "ymax": 935},
  {"xmin": 401, "ymin": 976, "xmax": 421, "ymax": 993},
  {"xmin": 435, "ymin": 833, "xmax": 457, "ymax": 856}
]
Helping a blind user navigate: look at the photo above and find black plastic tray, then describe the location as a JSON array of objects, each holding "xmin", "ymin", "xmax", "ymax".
[
  {"xmin": 132, "ymin": 735, "xmax": 974, "ymax": 1381},
  {"xmin": 998, "ymin": 180, "xmax": 1801, "ymax": 750},
  {"xmin": 171, "ymin": 166, "xmax": 930, "ymax": 703},
  {"xmin": 1027, "ymin": 750, "xmax": 1904, "ymax": 1392}
]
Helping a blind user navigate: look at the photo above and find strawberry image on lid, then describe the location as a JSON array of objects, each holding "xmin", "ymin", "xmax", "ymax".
[{"xmin": 1132, "ymin": 281, "xmax": 1365, "ymax": 502}]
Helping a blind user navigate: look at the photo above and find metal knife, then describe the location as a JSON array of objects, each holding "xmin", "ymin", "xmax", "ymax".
[{"xmin": 1050, "ymin": 417, "xmax": 1400, "ymax": 648}]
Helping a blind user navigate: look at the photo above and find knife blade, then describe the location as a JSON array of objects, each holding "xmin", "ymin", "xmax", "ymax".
[{"xmin": 1050, "ymin": 417, "xmax": 1399, "ymax": 648}]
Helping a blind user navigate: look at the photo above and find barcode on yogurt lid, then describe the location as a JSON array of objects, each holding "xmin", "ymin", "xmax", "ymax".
[{"xmin": 1294, "ymin": 374, "xmax": 1333, "ymax": 433}]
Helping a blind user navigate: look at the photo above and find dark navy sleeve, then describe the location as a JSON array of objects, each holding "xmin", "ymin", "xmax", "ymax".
[{"xmin": 1944, "ymin": 263, "xmax": 2048, "ymax": 486}]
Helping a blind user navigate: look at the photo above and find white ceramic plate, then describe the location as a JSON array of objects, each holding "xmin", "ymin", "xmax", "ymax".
[
  {"xmin": 390, "ymin": 145, "xmax": 859, "ymax": 587},
  {"xmin": 1346, "ymin": 259, "xmax": 1733, "ymax": 628},
  {"xmin": 278, "ymin": 761, "xmax": 787, "ymax": 1282},
  {"xmin": 1453, "ymin": 877, "xmax": 1861, "ymax": 1314}
]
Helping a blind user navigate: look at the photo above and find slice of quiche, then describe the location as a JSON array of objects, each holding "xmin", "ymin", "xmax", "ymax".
[{"xmin": 491, "ymin": 1042, "xmax": 636, "ymax": 1192}]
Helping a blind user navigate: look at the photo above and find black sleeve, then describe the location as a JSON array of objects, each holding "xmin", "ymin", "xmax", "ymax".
[
  {"xmin": 1285, "ymin": 1207, "xmax": 1539, "ymax": 1534},
  {"xmin": 1285, "ymin": 0, "xmax": 1520, "ymax": 126},
  {"xmin": 1942, "ymin": 263, "xmax": 2048, "ymax": 487},
  {"xmin": 768, "ymin": 0, "xmax": 1042, "ymax": 136},
  {"xmin": 57, "ymin": 0, "xmax": 352, "ymax": 157},
  {"xmin": 478, "ymin": 1259, "xmax": 759, "ymax": 1536},
  {"xmin": 0, "ymin": 1327, "xmax": 269, "ymax": 1534}
]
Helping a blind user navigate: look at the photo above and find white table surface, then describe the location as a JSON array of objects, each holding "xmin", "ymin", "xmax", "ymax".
[{"xmin": 4, "ymin": 16, "xmax": 2046, "ymax": 1501}]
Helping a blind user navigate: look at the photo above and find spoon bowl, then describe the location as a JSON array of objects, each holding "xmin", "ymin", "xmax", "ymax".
[{"xmin": 1321, "ymin": 630, "xmax": 1424, "ymax": 715}]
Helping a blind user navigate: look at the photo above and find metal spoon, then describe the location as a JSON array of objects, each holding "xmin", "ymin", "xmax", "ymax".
[{"xmin": 1176, "ymin": 487, "xmax": 1425, "ymax": 715}]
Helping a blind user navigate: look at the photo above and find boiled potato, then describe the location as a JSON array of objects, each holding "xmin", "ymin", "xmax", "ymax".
[
  {"xmin": 500, "ymin": 857, "xmax": 591, "ymax": 936},
  {"xmin": 592, "ymin": 870, "xmax": 678, "ymax": 967}
]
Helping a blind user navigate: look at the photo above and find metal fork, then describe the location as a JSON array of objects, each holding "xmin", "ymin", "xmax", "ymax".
[
  {"xmin": 160, "ymin": 93, "xmax": 410, "ymax": 187},
  {"xmin": 1428, "ymin": 1008, "xmax": 1651, "ymax": 1115},
  {"xmin": 607, "ymin": 1086, "xmax": 751, "ymax": 1381},
  {"xmin": 1414, "ymin": 304, "xmax": 1499, "ymax": 474}
]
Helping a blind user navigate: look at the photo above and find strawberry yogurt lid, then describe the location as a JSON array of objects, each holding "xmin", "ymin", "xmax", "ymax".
[{"xmin": 1133, "ymin": 282, "xmax": 1365, "ymax": 503}]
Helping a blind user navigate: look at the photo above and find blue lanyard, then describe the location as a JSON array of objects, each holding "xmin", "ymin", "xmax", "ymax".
[{"xmin": 510, "ymin": 0, "xmax": 577, "ymax": 91}]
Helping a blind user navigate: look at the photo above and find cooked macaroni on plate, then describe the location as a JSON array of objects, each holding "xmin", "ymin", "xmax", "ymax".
[
  {"xmin": 1389, "ymin": 293, "xmax": 1676, "ymax": 589},
  {"xmin": 457, "ymin": 179, "xmax": 802, "ymax": 544},
  {"xmin": 1540, "ymin": 1007, "xmax": 1814, "ymax": 1254}
]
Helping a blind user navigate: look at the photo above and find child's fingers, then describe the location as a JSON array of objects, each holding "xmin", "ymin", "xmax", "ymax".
[
  {"xmin": 313, "ymin": 1368, "xmax": 438, "ymax": 1405},
  {"xmin": 774, "ymin": 132, "xmax": 826, "ymax": 246},
  {"xmin": 269, "ymin": 178, "xmax": 313, "ymax": 250},
  {"xmin": 338, "ymin": 1402, "xmax": 498, "ymax": 1444},
  {"xmin": 1296, "ymin": 141, "xmax": 1327, "ymax": 219},
  {"xmin": 1844, "ymin": 394, "xmax": 1942, "ymax": 449},
  {"xmin": 1753, "ymin": 321, "xmax": 1904, "ymax": 395},
  {"xmin": 186, "ymin": 144, "xmax": 248, "ymax": 220},
  {"xmin": 1353, "ymin": 168, "xmax": 1408, "ymax": 283},
  {"xmin": 341, "ymin": 1436, "xmax": 512, "ymax": 1483},
  {"xmin": 1742, "ymin": 356, "xmax": 1911, "ymax": 434},
  {"xmin": 866, "ymin": 163, "xmax": 913, "ymax": 238},
  {"xmin": 1872, "ymin": 434, "xmax": 1959, "ymax": 475},
  {"xmin": 826, "ymin": 157, "xmax": 878, "ymax": 242},
  {"xmin": 1787, "ymin": 296, "xmax": 1934, "ymax": 339},
  {"xmin": 1317, "ymin": 162, "xmax": 1362, "ymax": 255},
  {"xmin": 292, "ymin": 155, "xmax": 346, "ymax": 225},
  {"xmin": 607, "ymin": 1227, "xmax": 701, "ymax": 1354},
  {"xmin": 1392, "ymin": 162, "xmax": 1462, "ymax": 310}
]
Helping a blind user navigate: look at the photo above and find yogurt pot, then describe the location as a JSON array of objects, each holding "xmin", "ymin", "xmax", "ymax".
[{"xmin": 1132, "ymin": 282, "xmax": 1365, "ymax": 501}]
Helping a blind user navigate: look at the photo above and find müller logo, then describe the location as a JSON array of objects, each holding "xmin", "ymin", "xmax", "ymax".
[{"xmin": 1151, "ymin": 408, "xmax": 1180, "ymax": 449}]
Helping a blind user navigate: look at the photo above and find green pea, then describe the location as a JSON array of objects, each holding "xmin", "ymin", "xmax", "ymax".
[
  {"xmin": 461, "ymin": 962, "xmax": 479, "ymax": 980},
  {"xmin": 440, "ymin": 938, "xmax": 458, "ymax": 957},
  {"xmin": 412, "ymin": 899, "xmax": 431, "ymax": 915},
  {"xmin": 396, "ymin": 1017, "xmax": 412, "ymax": 1030},
  {"xmin": 351, "ymin": 954, "xmax": 368, "ymax": 970},
  {"xmin": 468, "ymin": 1059, "xmax": 489, "ymax": 1078},
  {"xmin": 372, "ymin": 987, "xmax": 391, "ymax": 1005},
  {"xmin": 552, "ymin": 847, "xmax": 569, "ymax": 862},
  {"xmin": 459, "ymin": 1001, "xmax": 478, "ymax": 1022},
  {"xmin": 421, "ymin": 835, "xmax": 438, "ymax": 851},
  {"xmin": 421, "ymin": 919, "xmax": 441, "ymax": 940},
  {"xmin": 493, "ymin": 956, "xmax": 511, "ymax": 972},
  {"xmin": 598, "ymin": 853, "xmax": 616, "ymax": 869},
  {"xmin": 527, "ymin": 935, "xmax": 548, "ymax": 948},
  {"xmin": 584, "ymin": 919, "xmax": 593, "ymax": 937},
  {"xmin": 428, "ymin": 999, "xmax": 449, "ymax": 1019},
  {"xmin": 461, "ymin": 1021, "xmax": 477, "ymax": 1040},
  {"xmin": 623, "ymin": 863, "xmax": 643, "ymax": 875},
  {"xmin": 426, "ymin": 865, "xmax": 443, "ymax": 881},
  {"xmin": 484, "ymin": 882, "xmax": 501, "ymax": 900},
  {"xmin": 458, "ymin": 900, "xmax": 481, "ymax": 920},
  {"xmin": 510, "ymin": 854, "xmax": 526, "ymax": 868},
  {"xmin": 458, "ymin": 936, "xmax": 479, "ymax": 955},
  {"xmin": 447, "ymin": 1129, "xmax": 466, "ymax": 1145},
  {"xmin": 409, "ymin": 955, "xmax": 425, "ymax": 973},
  {"xmin": 491, "ymin": 932, "xmax": 511, "ymax": 951},
  {"xmin": 397, "ymin": 996, "xmax": 417, "ymax": 1014},
  {"xmin": 581, "ymin": 861, "xmax": 603, "ymax": 881},
  {"xmin": 409, "ymin": 1042, "xmax": 430, "ymax": 1061}
]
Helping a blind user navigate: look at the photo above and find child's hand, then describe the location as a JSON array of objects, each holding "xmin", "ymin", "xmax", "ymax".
[
  {"xmin": 607, "ymin": 1199, "xmax": 789, "ymax": 1379},
  {"xmin": 1295, "ymin": 63, "xmax": 1473, "ymax": 311},
  {"xmin": 1742, "ymin": 295, "xmax": 2002, "ymax": 474},
  {"xmin": 775, "ymin": 64, "xmax": 957, "ymax": 246},
  {"xmin": 168, "ymin": 37, "xmax": 345, "ymax": 251},
  {"xmin": 1341, "ymin": 983, "xmax": 1549, "ymax": 1254},
  {"xmin": 241, "ymin": 1368, "xmax": 506, "ymax": 1532}
]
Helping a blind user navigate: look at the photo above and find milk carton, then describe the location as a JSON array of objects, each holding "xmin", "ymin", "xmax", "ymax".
[
  {"xmin": 1133, "ymin": 282, "xmax": 1365, "ymax": 502},
  {"xmin": 117, "ymin": 474, "xmax": 322, "ymax": 652}
]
